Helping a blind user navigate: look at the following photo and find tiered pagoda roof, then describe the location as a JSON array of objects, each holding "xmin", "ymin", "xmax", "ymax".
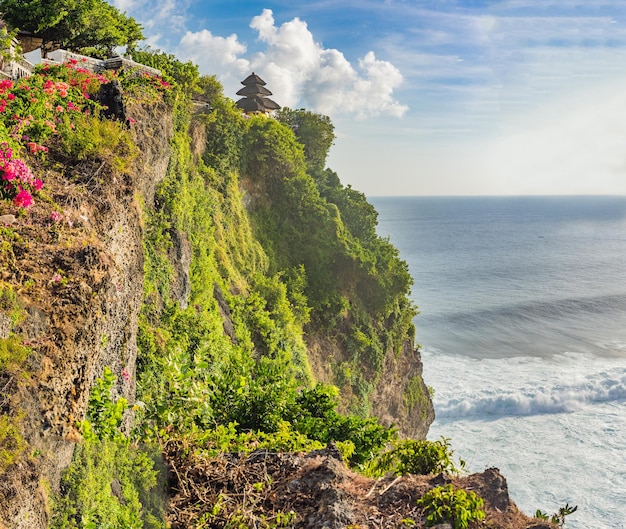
[{"xmin": 236, "ymin": 72, "xmax": 280, "ymax": 114}]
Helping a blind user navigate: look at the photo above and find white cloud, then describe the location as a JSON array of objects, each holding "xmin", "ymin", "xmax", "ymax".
[
  {"xmin": 111, "ymin": 0, "xmax": 141, "ymax": 11},
  {"xmin": 177, "ymin": 30, "xmax": 250, "ymax": 87},
  {"xmin": 110, "ymin": 0, "xmax": 190, "ymax": 36},
  {"xmin": 245, "ymin": 9, "xmax": 408, "ymax": 118}
]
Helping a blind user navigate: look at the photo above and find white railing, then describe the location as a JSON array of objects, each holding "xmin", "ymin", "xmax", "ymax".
[
  {"xmin": 5, "ymin": 56, "xmax": 34, "ymax": 79},
  {"xmin": 46, "ymin": 49, "xmax": 103, "ymax": 72},
  {"xmin": 3, "ymin": 47, "xmax": 161, "ymax": 80}
]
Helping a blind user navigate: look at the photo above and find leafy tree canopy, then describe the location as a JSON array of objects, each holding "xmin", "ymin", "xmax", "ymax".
[
  {"xmin": 275, "ymin": 107, "xmax": 335, "ymax": 172},
  {"xmin": 0, "ymin": 0, "xmax": 143, "ymax": 56}
]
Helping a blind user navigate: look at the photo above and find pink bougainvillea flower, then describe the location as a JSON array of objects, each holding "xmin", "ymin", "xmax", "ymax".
[
  {"xmin": 121, "ymin": 368, "xmax": 130, "ymax": 382},
  {"xmin": 43, "ymin": 79, "xmax": 55, "ymax": 95},
  {"xmin": 49, "ymin": 211, "xmax": 63, "ymax": 222},
  {"xmin": 55, "ymin": 105, "xmax": 64, "ymax": 113},
  {"xmin": 51, "ymin": 273, "xmax": 62, "ymax": 282},
  {"xmin": 1, "ymin": 166, "xmax": 16, "ymax": 181},
  {"xmin": 13, "ymin": 187, "xmax": 33, "ymax": 208},
  {"xmin": 33, "ymin": 179, "xmax": 43, "ymax": 190}
]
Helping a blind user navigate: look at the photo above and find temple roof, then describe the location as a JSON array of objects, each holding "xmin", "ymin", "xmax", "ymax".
[
  {"xmin": 236, "ymin": 84, "xmax": 273, "ymax": 97},
  {"xmin": 241, "ymin": 72, "xmax": 267, "ymax": 86},
  {"xmin": 236, "ymin": 96, "xmax": 280, "ymax": 113}
]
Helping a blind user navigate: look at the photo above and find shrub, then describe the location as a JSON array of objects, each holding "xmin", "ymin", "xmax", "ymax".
[
  {"xmin": 80, "ymin": 367, "xmax": 127, "ymax": 441},
  {"xmin": 535, "ymin": 503, "xmax": 578, "ymax": 528},
  {"xmin": 0, "ymin": 334, "xmax": 29, "ymax": 372},
  {"xmin": 365, "ymin": 437, "xmax": 464, "ymax": 477},
  {"xmin": 0, "ymin": 334, "xmax": 29, "ymax": 473},
  {"xmin": 58, "ymin": 112, "xmax": 137, "ymax": 174},
  {"xmin": 286, "ymin": 383, "xmax": 396, "ymax": 467},
  {"xmin": 418, "ymin": 484, "xmax": 485, "ymax": 529}
]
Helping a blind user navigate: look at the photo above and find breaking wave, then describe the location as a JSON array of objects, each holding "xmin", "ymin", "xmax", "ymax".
[{"xmin": 436, "ymin": 369, "xmax": 626, "ymax": 419}]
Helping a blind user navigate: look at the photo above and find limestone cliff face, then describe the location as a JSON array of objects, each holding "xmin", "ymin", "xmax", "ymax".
[
  {"xmin": 0, "ymin": 101, "xmax": 173, "ymax": 528},
  {"xmin": 306, "ymin": 335, "xmax": 434, "ymax": 439},
  {"xmin": 370, "ymin": 340, "xmax": 434, "ymax": 439}
]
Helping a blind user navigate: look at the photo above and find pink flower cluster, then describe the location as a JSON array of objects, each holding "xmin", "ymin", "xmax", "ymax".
[
  {"xmin": 0, "ymin": 144, "xmax": 42, "ymax": 208},
  {"xmin": 43, "ymin": 79, "xmax": 70, "ymax": 98},
  {"xmin": 48, "ymin": 210, "xmax": 73, "ymax": 228},
  {"xmin": 27, "ymin": 141, "xmax": 48, "ymax": 154},
  {"xmin": 142, "ymin": 72, "xmax": 172, "ymax": 91},
  {"xmin": 0, "ymin": 79, "xmax": 15, "ymax": 113},
  {"xmin": 49, "ymin": 211, "xmax": 63, "ymax": 222}
]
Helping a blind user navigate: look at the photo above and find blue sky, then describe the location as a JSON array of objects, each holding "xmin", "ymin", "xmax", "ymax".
[{"xmin": 112, "ymin": 0, "xmax": 626, "ymax": 196}]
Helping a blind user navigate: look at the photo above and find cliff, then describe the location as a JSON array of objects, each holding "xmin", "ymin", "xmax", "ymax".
[
  {"xmin": 0, "ymin": 55, "xmax": 432, "ymax": 528},
  {"xmin": 0, "ymin": 60, "xmax": 552, "ymax": 529}
]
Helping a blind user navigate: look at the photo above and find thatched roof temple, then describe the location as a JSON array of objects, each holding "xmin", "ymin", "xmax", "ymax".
[{"xmin": 236, "ymin": 72, "xmax": 280, "ymax": 115}]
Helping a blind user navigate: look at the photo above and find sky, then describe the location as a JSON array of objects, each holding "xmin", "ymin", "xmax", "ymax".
[{"xmin": 110, "ymin": 0, "xmax": 626, "ymax": 196}]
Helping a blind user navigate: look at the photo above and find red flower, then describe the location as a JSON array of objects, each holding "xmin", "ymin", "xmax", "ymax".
[
  {"xmin": 13, "ymin": 188, "xmax": 33, "ymax": 208},
  {"xmin": 2, "ymin": 166, "xmax": 15, "ymax": 181}
]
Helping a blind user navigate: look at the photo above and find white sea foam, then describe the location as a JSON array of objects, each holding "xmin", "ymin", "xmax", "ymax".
[
  {"xmin": 436, "ymin": 368, "xmax": 626, "ymax": 419},
  {"xmin": 423, "ymin": 350, "xmax": 626, "ymax": 529}
]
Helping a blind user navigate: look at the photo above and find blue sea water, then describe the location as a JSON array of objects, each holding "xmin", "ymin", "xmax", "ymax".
[{"xmin": 371, "ymin": 196, "xmax": 626, "ymax": 529}]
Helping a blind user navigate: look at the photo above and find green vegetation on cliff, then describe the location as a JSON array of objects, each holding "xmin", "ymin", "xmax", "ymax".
[{"xmin": 0, "ymin": 21, "xmax": 435, "ymax": 527}]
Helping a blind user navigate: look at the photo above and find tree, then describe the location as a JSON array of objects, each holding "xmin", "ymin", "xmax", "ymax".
[
  {"xmin": 131, "ymin": 48, "xmax": 200, "ymax": 91},
  {"xmin": 275, "ymin": 107, "xmax": 335, "ymax": 172},
  {"xmin": 0, "ymin": 0, "xmax": 143, "ymax": 56}
]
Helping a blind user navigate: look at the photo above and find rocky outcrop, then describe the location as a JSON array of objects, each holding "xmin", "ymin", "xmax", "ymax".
[
  {"xmin": 97, "ymin": 80, "xmax": 127, "ymax": 123},
  {"xmin": 166, "ymin": 444, "xmax": 550, "ymax": 529}
]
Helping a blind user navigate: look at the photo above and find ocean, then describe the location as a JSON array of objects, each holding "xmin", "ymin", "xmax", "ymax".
[{"xmin": 370, "ymin": 196, "xmax": 626, "ymax": 529}]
